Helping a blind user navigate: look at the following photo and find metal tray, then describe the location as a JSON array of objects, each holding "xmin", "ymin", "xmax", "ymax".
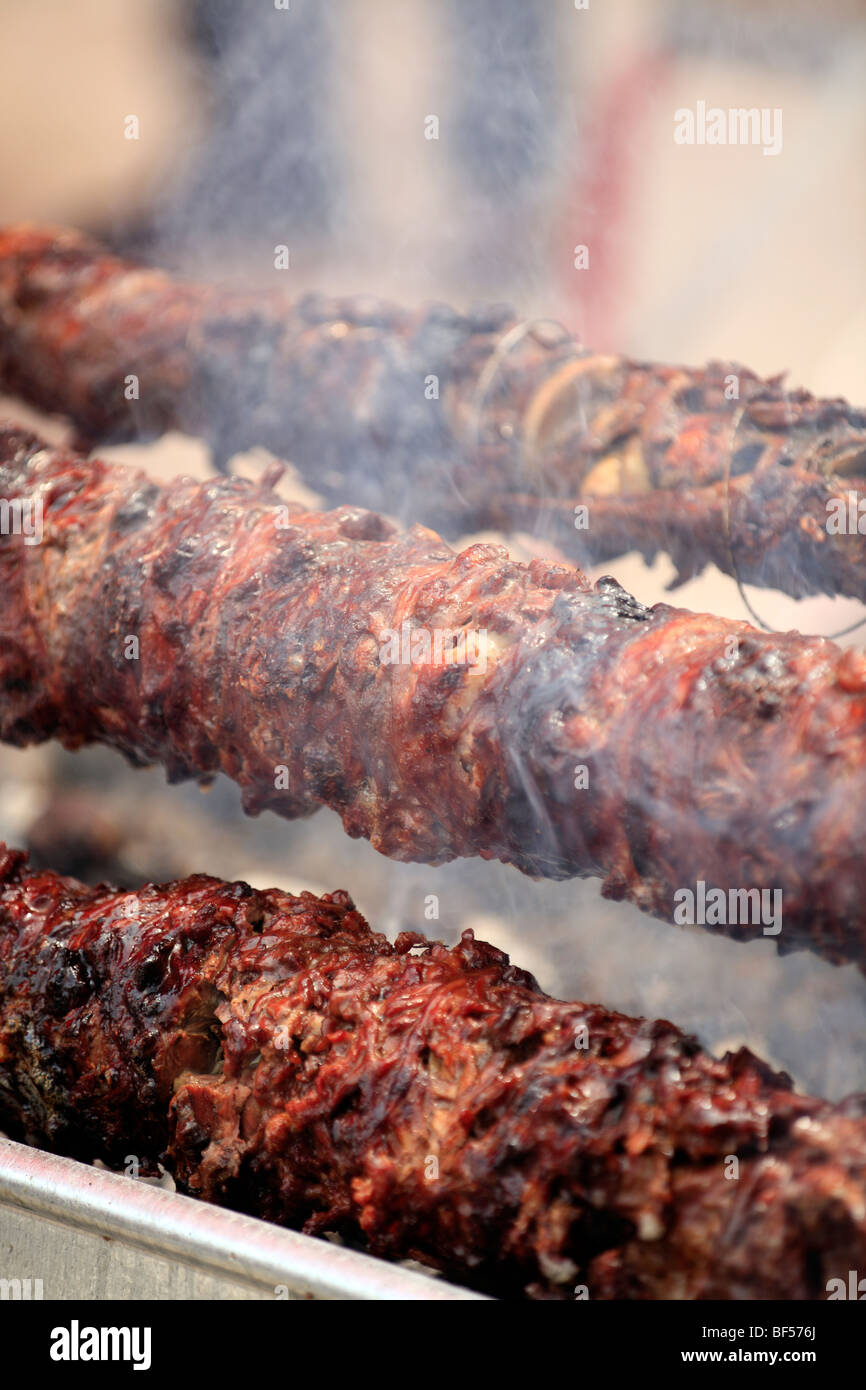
[{"xmin": 0, "ymin": 1136, "xmax": 485, "ymax": 1300}]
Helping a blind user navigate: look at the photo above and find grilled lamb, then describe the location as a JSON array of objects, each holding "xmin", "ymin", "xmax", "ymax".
[
  {"xmin": 2, "ymin": 846, "xmax": 865, "ymax": 1300},
  {"xmin": 1, "ymin": 224, "xmax": 864, "ymax": 600},
  {"xmin": 2, "ymin": 426, "xmax": 866, "ymax": 967}
]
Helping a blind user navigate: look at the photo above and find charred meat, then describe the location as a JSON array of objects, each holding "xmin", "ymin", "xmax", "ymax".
[
  {"xmin": 2, "ymin": 428, "xmax": 866, "ymax": 967},
  {"xmin": 1, "ymin": 225, "xmax": 864, "ymax": 599},
  {"xmin": 2, "ymin": 846, "xmax": 866, "ymax": 1299}
]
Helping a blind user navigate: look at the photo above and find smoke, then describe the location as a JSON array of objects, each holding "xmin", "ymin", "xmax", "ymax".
[
  {"xmin": 84, "ymin": 0, "xmax": 866, "ymax": 1102},
  {"xmin": 152, "ymin": 0, "xmax": 340, "ymax": 266},
  {"xmin": 142, "ymin": 0, "xmax": 571, "ymax": 306}
]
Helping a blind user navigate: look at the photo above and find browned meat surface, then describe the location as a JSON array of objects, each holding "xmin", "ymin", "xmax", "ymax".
[
  {"xmin": 2, "ymin": 426, "xmax": 866, "ymax": 967},
  {"xmin": 1, "ymin": 225, "xmax": 865, "ymax": 600},
  {"xmin": 1, "ymin": 846, "xmax": 865, "ymax": 1299}
]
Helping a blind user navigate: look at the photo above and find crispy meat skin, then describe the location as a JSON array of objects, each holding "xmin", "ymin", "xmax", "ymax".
[
  {"xmin": 1, "ymin": 225, "xmax": 865, "ymax": 600},
  {"xmin": 2, "ymin": 426, "xmax": 866, "ymax": 967},
  {"xmin": 1, "ymin": 846, "xmax": 866, "ymax": 1300}
]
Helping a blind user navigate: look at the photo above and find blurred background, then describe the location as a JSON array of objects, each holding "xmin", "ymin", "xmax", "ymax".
[{"xmin": 1, "ymin": 0, "xmax": 865, "ymax": 1098}]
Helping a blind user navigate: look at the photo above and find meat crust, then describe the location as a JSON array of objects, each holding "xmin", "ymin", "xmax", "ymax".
[
  {"xmin": 2, "ymin": 846, "xmax": 865, "ymax": 1300},
  {"xmin": 2, "ymin": 426, "xmax": 866, "ymax": 967},
  {"xmin": 1, "ymin": 224, "xmax": 864, "ymax": 600}
]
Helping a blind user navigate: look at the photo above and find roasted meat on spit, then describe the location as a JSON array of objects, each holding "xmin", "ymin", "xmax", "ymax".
[
  {"xmin": 1, "ymin": 225, "xmax": 864, "ymax": 601},
  {"xmin": 2, "ymin": 426, "xmax": 866, "ymax": 968},
  {"xmin": 2, "ymin": 846, "xmax": 866, "ymax": 1300}
]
